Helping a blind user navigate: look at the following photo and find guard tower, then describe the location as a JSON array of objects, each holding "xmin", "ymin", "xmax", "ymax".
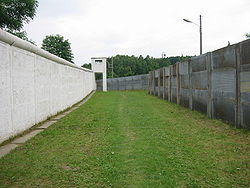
[{"xmin": 91, "ymin": 57, "xmax": 107, "ymax": 91}]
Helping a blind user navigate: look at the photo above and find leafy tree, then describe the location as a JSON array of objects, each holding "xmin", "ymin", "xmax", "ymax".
[
  {"xmin": 81, "ymin": 63, "xmax": 91, "ymax": 69},
  {"xmin": 0, "ymin": 0, "xmax": 39, "ymax": 31},
  {"xmin": 245, "ymin": 32, "xmax": 250, "ymax": 39},
  {"xmin": 42, "ymin": 34, "xmax": 74, "ymax": 63}
]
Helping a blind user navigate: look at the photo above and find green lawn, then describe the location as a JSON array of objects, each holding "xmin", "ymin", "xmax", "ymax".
[{"xmin": 0, "ymin": 91, "xmax": 249, "ymax": 188}]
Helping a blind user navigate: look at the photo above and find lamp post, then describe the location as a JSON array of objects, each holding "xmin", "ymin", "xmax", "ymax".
[{"xmin": 183, "ymin": 15, "xmax": 202, "ymax": 55}]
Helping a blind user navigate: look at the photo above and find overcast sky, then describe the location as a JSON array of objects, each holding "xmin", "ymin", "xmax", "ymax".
[{"xmin": 23, "ymin": 0, "xmax": 250, "ymax": 66}]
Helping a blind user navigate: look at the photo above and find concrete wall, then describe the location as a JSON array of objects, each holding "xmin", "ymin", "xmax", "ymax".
[
  {"xmin": 0, "ymin": 29, "xmax": 96, "ymax": 143},
  {"xmin": 96, "ymin": 74, "xmax": 148, "ymax": 91},
  {"xmin": 149, "ymin": 39, "xmax": 250, "ymax": 129}
]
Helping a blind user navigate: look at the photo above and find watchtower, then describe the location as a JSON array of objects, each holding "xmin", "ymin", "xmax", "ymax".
[{"xmin": 91, "ymin": 57, "xmax": 107, "ymax": 91}]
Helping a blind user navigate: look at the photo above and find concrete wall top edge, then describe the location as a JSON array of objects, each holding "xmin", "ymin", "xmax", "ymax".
[{"xmin": 0, "ymin": 29, "xmax": 92, "ymax": 73}]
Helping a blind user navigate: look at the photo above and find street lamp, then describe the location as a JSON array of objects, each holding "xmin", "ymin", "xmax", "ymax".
[
  {"xmin": 161, "ymin": 52, "xmax": 166, "ymax": 58},
  {"xmin": 183, "ymin": 15, "xmax": 202, "ymax": 55}
]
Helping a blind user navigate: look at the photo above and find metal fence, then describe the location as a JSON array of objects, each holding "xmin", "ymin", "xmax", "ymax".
[
  {"xmin": 148, "ymin": 39, "xmax": 250, "ymax": 129},
  {"xmin": 96, "ymin": 74, "xmax": 148, "ymax": 91}
]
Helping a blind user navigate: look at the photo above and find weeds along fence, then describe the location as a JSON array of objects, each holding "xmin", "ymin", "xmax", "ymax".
[
  {"xmin": 96, "ymin": 74, "xmax": 148, "ymax": 91},
  {"xmin": 0, "ymin": 29, "xmax": 96, "ymax": 143},
  {"xmin": 148, "ymin": 39, "xmax": 250, "ymax": 129}
]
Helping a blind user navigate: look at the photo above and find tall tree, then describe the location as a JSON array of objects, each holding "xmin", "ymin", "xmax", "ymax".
[
  {"xmin": 42, "ymin": 34, "xmax": 74, "ymax": 63},
  {"xmin": 0, "ymin": 0, "xmax": 39, "ymax": 31}
]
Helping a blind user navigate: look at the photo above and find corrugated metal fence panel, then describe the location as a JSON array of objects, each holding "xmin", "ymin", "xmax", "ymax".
[
  {"xmin": 96, "ymin": 74, "xmax": 149, "ymax": 91},
  {"xmin": 240, "ymin": 39, "xmax": 250, "ymax": 128},
  {"xmin": 148, "ymin": 39, "xmax": 250, "ymax": 129},
  {"xmin": 211, "ymin": 45, "xmax": 237, "ymax": 124}
]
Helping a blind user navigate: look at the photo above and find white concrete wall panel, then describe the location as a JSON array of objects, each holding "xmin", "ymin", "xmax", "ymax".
[
  {"xmin": 0, "ymin": 42, "xmax": 12, "ymax": 142},
  {"xmin": 35, "ymin": 56, "xmax": 51, "ymax": 123},
  {"xmin": 11, "ymin": 48, "xmax": 36, "ymax": 136},
  {"xmin": 50, "ymin": 61, "xmax": 62, "ymax": 116},
  {"xmin": 0, "ymin": 30, "xmax": 95, "ymax": 143}
]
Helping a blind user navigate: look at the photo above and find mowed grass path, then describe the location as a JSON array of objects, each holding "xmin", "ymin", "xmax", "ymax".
[{"xmin": 0, "ymin": 91, "xmax": 249, "ymax": 187}]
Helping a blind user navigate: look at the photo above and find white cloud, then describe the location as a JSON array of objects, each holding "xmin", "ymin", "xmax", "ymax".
[{"xmin": 24, "ymin": 0, "xmax": 250, "ymax": 66}]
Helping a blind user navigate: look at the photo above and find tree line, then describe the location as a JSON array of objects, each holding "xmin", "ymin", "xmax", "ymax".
[{"xmin": 82, "ymin": 55, "xmax": 191, "ymax": 79}]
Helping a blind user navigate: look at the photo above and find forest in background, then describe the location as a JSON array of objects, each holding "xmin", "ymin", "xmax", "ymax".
[{"xmin": 82, "ymin": 55, "xmax": 191, "ymax": 79}]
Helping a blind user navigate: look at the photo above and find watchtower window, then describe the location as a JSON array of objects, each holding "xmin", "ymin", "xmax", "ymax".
[{"xmin": 95, "ymin": 60, "xmax": 103, "ymax": 63}]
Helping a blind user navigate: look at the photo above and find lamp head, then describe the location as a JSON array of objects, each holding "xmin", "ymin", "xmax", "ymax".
[{"xmin": 183, "ymin": 19, "xmax": 192, "ymax": 23}]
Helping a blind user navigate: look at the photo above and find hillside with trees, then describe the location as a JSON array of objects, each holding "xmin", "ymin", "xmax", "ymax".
[{"xmin": 82, "ymin": 55, "xmax": 191, "ymax": 79}]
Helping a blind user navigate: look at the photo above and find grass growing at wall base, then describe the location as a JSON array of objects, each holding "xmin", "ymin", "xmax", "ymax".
[
  {"xmin": 0, "ymin": 91, "xmax": 249, "ymax": 187},
  {"xmin": 0, "ymin": 91, "xmax": 95, "ymax": 147}
]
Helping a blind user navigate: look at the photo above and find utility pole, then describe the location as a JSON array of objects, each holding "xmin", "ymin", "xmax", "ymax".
[
  {"xmin": 108, "ymin": 57, "xmax": 114, "ymax": 78},
  {"xmin": 111, "ymin": 57, "xmax": 114, "ymax": 78},
  {"xmin": 199, "ymin": 15, "xmax": 202, "ymax": 55}
]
